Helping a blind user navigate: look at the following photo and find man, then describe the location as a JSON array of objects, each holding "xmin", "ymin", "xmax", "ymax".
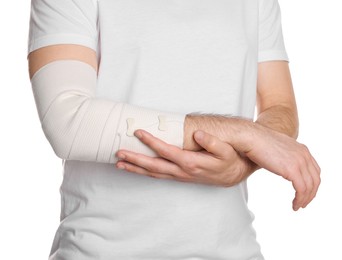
[{"xmin": 29, "ymin": 0, "xmax": 320, "ymax": 259}]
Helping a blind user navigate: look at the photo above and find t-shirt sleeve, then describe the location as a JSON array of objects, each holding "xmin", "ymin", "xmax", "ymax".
[
  {"xmin": 258, "ymin": 0, "xmax": 289, "ymax": 62},
  {"xmin": 28, "ymin": 0, "xmax": 98, "ymax": 54}
]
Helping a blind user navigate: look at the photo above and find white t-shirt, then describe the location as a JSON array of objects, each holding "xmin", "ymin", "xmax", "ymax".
[{"xmin": 29, "ymin": 0, "xmax": 288, "ymax": 259}]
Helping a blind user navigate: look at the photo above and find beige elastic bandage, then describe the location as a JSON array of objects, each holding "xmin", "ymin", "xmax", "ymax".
[{"xmin": 30, "ymin": 60, "xmax": 185, "ymax": 164}]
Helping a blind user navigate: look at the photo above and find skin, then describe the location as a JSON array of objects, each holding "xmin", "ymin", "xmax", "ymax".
[{"xmin": 29, "ymin": 44, "xmax": 321, "ymax": 211}]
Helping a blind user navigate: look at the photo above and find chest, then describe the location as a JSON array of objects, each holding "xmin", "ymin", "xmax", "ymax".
[{"xmin": 98, "ymin": 0, "xmax": 259, "ymax": 51}]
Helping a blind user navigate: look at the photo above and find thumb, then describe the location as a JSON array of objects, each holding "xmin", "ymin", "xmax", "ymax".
[{"xmin": 193, "ymin": 130, "xmax": 232, "ymax": 157}]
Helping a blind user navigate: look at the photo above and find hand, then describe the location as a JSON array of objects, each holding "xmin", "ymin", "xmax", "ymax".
[
  {"xmin": 116, "ymin": 130, "xmax": 257, "ymax": 187},
  {"xmin": 245, "ymin": 125, "xmax": 321, "ymax": 211}
]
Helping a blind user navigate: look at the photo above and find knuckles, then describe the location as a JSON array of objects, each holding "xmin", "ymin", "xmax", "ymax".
[
  {"xmin": 205, "ymin": 138, "xmax": 218, "ymax": 150},
  {"xmin": 181, "ymin": 157, "xmax": 201, "ymax": 175},
  {"xmin": 157, "ymin": 145, "xmax": 171, "ymax": 158}
]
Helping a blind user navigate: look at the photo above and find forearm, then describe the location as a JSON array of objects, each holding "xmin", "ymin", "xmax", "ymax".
[
  {"xmin": 31, "ymin": 60, "xmax": 185, "ymax": 164},
  {"xmin": 183, "ymin": 114, "xmax": 255, "ymax": 152},
  {"xmin": 183, "ymin": 104, "xmax": 299, "ymax": 153},
  {"xmin": 255, "ymin": 104, "xmax": 299, "ymax": 139}
]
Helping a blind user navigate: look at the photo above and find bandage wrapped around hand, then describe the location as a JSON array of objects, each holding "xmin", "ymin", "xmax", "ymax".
[{"xmin": 30, "ymin": 60, "xmax": 185, "ymax": 164}]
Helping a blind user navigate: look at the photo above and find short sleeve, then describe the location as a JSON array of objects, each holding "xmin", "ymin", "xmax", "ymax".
[
  {"xmin": 258, "ymin": 0, "xmax": 289, "ymax": 63},
  {"xmin": 28, "ymin": 0, "xmax": 98, "ymax": 54}
]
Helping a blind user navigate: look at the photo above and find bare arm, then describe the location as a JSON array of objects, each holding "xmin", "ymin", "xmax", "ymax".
[
  {"xmin": 256, "ymin": 61, "xmax": 298, "ymax": 138},
  {"xmin": 117, "ymin": 61, "xmax": 320, "ymax": 211},
  {"xmin": 31, "ymin": 45, "xmax": 320, "ymax": 210},
  {"xmin": 28, "ymin": 44, "xmax": 98, "ymax": 79},
  {"xmin": 183, "ymin": 62, "xmax": 298, "ymax": 151},
  {"xmin": 29, "ymin": 46, "xmax": 296, "ymax": 154}
]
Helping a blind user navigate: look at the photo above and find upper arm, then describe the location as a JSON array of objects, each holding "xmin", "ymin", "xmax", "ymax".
[
  {"xmin": 257, "ymin": 0, "xmax": 296, "ymax": 114},
  {"xmin": 28, "ymin": 0, "xmax": 98, "ymax": 78},
  {"xmin": 28, "ymin": 44, "xmax": 98, "ymax": 79},
  {"xmin": 256, "ymin": 1, "xmax": 298, "ymax": 136}
]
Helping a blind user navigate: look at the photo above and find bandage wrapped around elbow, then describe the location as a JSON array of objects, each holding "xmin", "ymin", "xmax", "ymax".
[{"xmin": 30, "ymin": 60, "xmax": 185, "ymax": 164}]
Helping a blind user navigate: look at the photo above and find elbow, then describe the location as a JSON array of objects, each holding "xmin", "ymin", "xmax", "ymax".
[
  {"xmin": 41, "ymin": 123, "xmax": 71, "ymax": 160},
  {"xmin": 40, "ymin": 94, "xmax": 91, "ymax": 160},
  {"xmin": 49, "ymin": 137, "xmax": 69, "ymax": 160}
]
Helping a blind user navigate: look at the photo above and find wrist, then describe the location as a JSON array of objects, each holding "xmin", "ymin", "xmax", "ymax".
[
  {"xmin": 184, "ymin": 113, "xmax": 261, "ymax": 153},
  {"xmin": 184, "ymin": 114, "xmax": 248, "ymax": 150},
  {"xmin": 183, "ymin": 115, "xmax": 202, "ymax": 151},
  {"xmin": 183, "ymin": 114, "xmax": 232, "ymax": 151}
]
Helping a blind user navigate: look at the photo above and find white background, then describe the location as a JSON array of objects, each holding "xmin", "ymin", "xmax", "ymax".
[{"xmin": 0, "ymin": 0, "xmax": 341, "ymax": 259}]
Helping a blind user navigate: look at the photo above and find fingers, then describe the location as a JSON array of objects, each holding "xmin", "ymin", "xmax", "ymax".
[
  {"xmin": 134, "ymin": 130, "xmax": 185, "ymax": 164},
  {"xmin": 129, "ymin": 129, "xmax": 253, "ymax": 185},
  {"xmin": 302, "ymin": 156, "xmax": 321, "ymax": 208},
  {"xmin": 116, "ymin": 150, "xmax": 192, "ymax": 181},
  {"xmin": 133, "ymin": 130, "xmax": 223, "ymax": 173},
  {"xmin": 292, "ymin": 154, "xmax": 321, "ymax": 211},
  {"xmin": 291, "ymin": 171, "xmax": 307, "ymax": 211},
  {"xmin": 117, "ymin": 160, "xmax": 174, "ymax": 180},
  {"xmin": 302, "ymin": 170, "xmax": 315, "ymax": 209},
  {"xmin": 310, "ymin": 156, "xmax": 322, "ymax": 198}
]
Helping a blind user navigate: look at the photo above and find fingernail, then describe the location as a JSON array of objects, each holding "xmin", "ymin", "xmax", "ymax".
[
  {"xmin": 135, "ymin": 130, "xmax": 142, "ymax": 139},
  {"xmin": 117, "ymin": 163, "xmax": 125, "ymax": 170},
  {"xmin": 116, "ymin": 153, "xmax": 126, "ymax": 160},
  {"xmin": 195, "ymin": 131, "xmax": 204, "ymax": 140}
]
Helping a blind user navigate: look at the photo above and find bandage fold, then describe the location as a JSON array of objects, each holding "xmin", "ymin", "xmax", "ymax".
[{"xmin": 31, "ymin": 60, "xmax": 185, "ymax": 164}]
